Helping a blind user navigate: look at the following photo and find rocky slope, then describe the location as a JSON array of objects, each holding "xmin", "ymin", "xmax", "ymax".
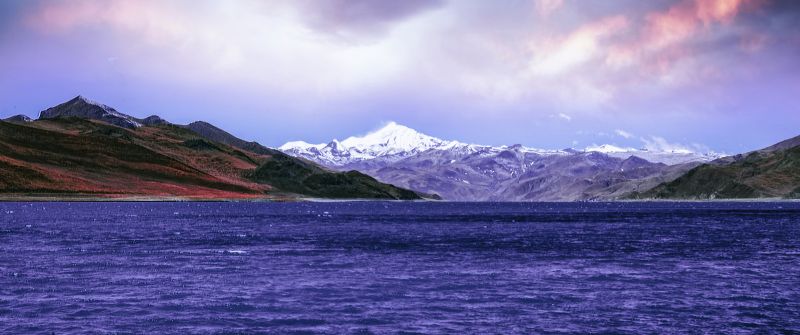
[{"xmin": 0, "ymin": 97, "xmax": 422, "ymax": 200}]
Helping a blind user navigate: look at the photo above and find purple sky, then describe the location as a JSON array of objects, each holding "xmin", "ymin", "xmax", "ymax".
[{"xmin": 1, "ymin": 0, "xmax": 799, "ymax": 153}]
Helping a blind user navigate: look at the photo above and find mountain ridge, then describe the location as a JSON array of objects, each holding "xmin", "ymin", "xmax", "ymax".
[
  {"xmin": 0, "ymin": 97, "xmax": 424, "ymax": 200},
  {"xmin": 5, "ymin": 98, "xmax": 793, "ymax": 201},
  {"xmin": 280, "ymin": 122, "xmax": 722, "ymax": 166},
  {"xmin": 632, "ymin": 136, "xmax": 800, "ymax": 200},
  {"xmin": 278, "ymin": 122, "xmax": 722, "ymax": 201}
]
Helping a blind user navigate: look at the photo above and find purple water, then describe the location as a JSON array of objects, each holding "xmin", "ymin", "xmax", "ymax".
[{"xmin": 1, "ymin": 202, "xmax": 799, "ymax": 334}]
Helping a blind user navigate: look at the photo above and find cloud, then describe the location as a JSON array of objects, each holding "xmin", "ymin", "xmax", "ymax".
[
  {"xmin": 607, "ymin": 0, "xmax": 762, "ymax": 73},
  {"xmin": 9, "ymin": 0, "xmax": 793, "ymax": 133},
  {"xmin": 25, "ymin": 0, "xmax": 445, "ymax": 40},
  {"xmin": 19, "ymin": 0, "xmax": 770, "ymax": 108},
  {"xmin": 558, "ymin": 113, "xmax": 572, "ymax": 121},
  {"xmin": 535, "ymin": 0, "xmax": 564, "ymax": 17},
  {"xmin": 640, "ymin": 136, "xmax": 694, "ymax": 153},
  {"xmin": 25, "ymin": 0, "xmax": 191, "ymax": 40},
  {"xmin": 615, "ymin": 129, "xmax": 634, "ymax": 138},
  {"xmin": 294, "ymin": 0, "xmax": 444, "ymax": 39},
  {"xmin": 22, "ymin": 0, "xmax": 425, "ymax": 95},
  {"xmin": 739, "ymin": 32, "xmax": 768, "ymax": 53},
  {"xmin": 529, "ymin": 15, "xmax": 629, "ymax": 76}
]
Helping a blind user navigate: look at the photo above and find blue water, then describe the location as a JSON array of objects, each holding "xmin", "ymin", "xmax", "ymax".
[{"xmin": 0, "ymin": 202, "xmax": 799, "ymax": 334}]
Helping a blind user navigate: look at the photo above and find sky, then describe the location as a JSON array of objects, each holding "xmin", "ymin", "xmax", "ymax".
[{"xmin": 0, "ymin": 0, "xmax": 798, "ymax": 153}]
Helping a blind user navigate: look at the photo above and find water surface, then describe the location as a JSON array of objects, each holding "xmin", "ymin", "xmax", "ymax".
[{"xmin": 1, "ymin": 202, "xmax": 798, "ymax": 334}]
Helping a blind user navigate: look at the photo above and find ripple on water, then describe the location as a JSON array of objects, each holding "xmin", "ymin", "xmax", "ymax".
[{"xmin": 0, "ymin": 201, "xmax": 798, "ymax": 334}]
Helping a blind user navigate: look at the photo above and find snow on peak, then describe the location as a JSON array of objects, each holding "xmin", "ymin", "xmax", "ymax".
[
  {"xmin": 584, "ymin": 144, "xmax": 635, "ymax": 154},
  {"xmin": 279, "ymin": 140, "xmax": 323, "ymax": 151},
  {"xmin": 583, "ymin": 144, "xmax": 722, "ymax": 165},
  {"xmin": 80, "ymin": 96, "xmax": 142, "ymax": 126},
  {"xmin": 74, "ymin": 95, "xmax": 114, "ymax": 111},
  {"xmin": 38, "ymin": 95, "xmax": 143, "ymax": 129},
  {"xmin": 340, "ymin": 122, "xmax": 454, "ymax": 155},
  {"xmin": 279, "ymin": 122, "xmax": 723, "ymax": 167},
  {"xmin": 279, "ymin": 122, "xmax": 463, "ymax": 165}
]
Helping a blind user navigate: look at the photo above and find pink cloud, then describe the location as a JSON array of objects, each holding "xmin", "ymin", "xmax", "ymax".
[
  {"xmin": 695, "ymin": 0, "xmax": 758, "ymax": 24},
  {"xmin": 530, "ymin": 15, "xmax": 629, "ymax": 75},
  {"xmin": 25, "ymin": 0, "xmax": 189, "ymax": 44},
  {"xmin": 645, "ymin": 1, "xmax": 699, "ymax": 49},
  {"xmin": 29, "ymin": 1, "xmax": 135, "ymax": 32},
  {"xmin": 607, "ymin": 0, "xmax": 762, "ymax": 75},
  {"xmin": 644, "ymin": 0, "xmax": 756, "ymax": 49}
]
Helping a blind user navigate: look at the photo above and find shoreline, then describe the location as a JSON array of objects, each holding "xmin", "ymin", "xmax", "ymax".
[
  {"xmin": 0, "ymin": 194, "xmax": 287, "ymax": 202},
  {"xmin": 0, "ymin": 194, "xmax": 797, "ymax": 203}
]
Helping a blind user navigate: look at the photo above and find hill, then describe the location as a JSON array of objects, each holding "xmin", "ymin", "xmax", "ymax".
[
  {"xmin": 633, "ymin": 135, "xmax": 800, "ymax": 199},
  {"xmin": 0, "ymin": 97, "xmax": 422, "ymax": 200}
]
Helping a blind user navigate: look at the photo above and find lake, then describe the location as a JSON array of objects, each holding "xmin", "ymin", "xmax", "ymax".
[{"xmin": 1, "ymin": 202, "xmax": 799, "ymax": 334}]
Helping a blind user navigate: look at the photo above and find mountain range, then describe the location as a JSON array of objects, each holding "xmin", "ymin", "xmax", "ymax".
[
  {"xmin": 280, "ymin": 123, "xmax": 718, "ymax": 201},
  {"xmin": 281, "ymin": 122, "xmax": 720, "ymax": 166},
  {"xmin": 280, "ymin": 123, "xmax": 799, "ymax": 201},
  {"xmin": 2, "ymin": 96, "xmax": 797, "ymax": 201},
  {"xmin": 0, "ymin": 96, "xmax": 425, "ymax": 200}
]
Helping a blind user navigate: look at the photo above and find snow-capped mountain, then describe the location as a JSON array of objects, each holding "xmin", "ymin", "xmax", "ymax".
[
  {"xmin": 280, "ymin": 122, "xmax": 464, "ymax": 165},
  {"xmin": 281, "ymin": 122, "xmax": 719, "ymax": 166},
  {"xmin": 583, "ymin": 144, "xmax": 722, "ymax": 165},
  {"xmin": 278, "ymin": 122, "xmax": 723, "ymax": 201}
]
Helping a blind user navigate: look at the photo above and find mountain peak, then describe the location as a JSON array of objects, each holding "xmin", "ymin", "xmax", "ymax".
[
  {"xmin": 340, "ymin": 122, "xmax": 453, "ymax": 155},
  {"xmin": 279, "ymin": 121, "xmax": 462, "ymax": 165},
  {"xmin": 280, "ymin": 122, "xmax": 723, "ymax": 167},
  {"xmin": 39, "ymin": 96, "xmax": 143, "ymax": 129},
  {"xmin": 373, "ymin": 121, "xmax": 413, "ymax": 134},
  {"xmin": 342, "ymin": 122, "xmax": 431, "ymax": 145},
  {"xmin": 70, "ymin": 95, "xmax": 103, "ymax": 106},
  {"xmin": 3, "ymin": 114, "xmax": 33, "ymax": 124},
  {"xmin": 357, "ymin": 122, "xmax": 421, "ymax": 139}
]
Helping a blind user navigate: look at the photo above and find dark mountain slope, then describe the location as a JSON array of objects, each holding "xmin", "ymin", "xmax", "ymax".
[
  {"xmin": 183, "ymin": 121, "xmax": 281, "ymax": 156},
  {"xmin": 251, "ymin": 154, "xmax": 421, "ymax": 200},
  {"xmin": 634, "ymin": 137, "xmax": 800, "ymax": 199},
  {"xmin": 39, "ymin": 96, "xmax": 145, "ymax": 129},
  {"xmin": 758, "ymin": 134, "xmax": 800, "ymax": 154},
  {"xmin": 0, "ymin": 118, "xmax": 263, "ymax": 198},
  {"xmin": 0, "ymin": 96, "xmax": 423, "ymax": 200}
]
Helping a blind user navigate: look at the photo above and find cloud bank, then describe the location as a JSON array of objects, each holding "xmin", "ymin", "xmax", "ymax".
[{"xmin": 0, "ymin": 0, "xmax": 798, "ymax": 151}]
